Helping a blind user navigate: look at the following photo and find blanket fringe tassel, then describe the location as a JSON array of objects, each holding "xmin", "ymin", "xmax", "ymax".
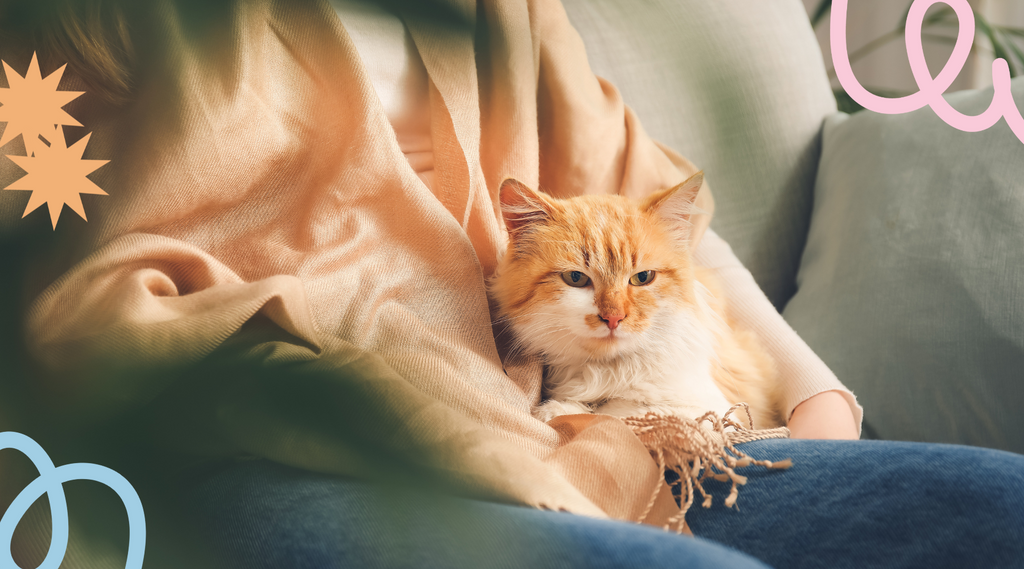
[{"xmin": 624, "ymin": 403, "xmax": 792, "ymax": 534}]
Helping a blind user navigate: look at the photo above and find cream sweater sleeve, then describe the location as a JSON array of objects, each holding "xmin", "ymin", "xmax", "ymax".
[{"xmin": 693, "ymin": 228, "xmax": 864, "ymax": 434}]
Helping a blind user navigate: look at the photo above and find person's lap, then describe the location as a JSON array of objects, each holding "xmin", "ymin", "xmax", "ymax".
[
  {"xmin": 687, "ymin": 439, "xmax": 1024, "ymax": 568},
  {"xmin": 182, "ymin": 458, "xmax": 769, "ymax": 569},
  {"xmin": 182, "ymin": 440, "xmax": 1024, "ymax": 569}
]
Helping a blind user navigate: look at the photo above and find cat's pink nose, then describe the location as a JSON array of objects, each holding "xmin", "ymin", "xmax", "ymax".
[{"xmin": 600, "ymin": 312, "xmax": 625, "ymax": 330}]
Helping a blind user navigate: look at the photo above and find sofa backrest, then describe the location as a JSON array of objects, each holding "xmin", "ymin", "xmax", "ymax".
[{"xmin": 562, "ymin": 0, "xmax": 837, "ymax": 308}]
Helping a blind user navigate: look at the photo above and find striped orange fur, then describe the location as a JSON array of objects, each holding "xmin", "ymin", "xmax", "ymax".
[{"xmin": 489, "ymin": 173, "xmax": 784, "ymax": 429}]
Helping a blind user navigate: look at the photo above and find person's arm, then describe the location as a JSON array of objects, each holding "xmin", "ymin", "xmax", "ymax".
[
  {"xmin": 692, "ymin": 229, "xmax": 862, "ymax": 439},
  {"xmin": 787, "ymin": 390, "xmax": 859, "ymax": 439}
]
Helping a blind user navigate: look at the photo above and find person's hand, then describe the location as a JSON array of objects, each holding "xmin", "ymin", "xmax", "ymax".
[{"xmin": 787, "ymin": 390, "xmax": 859, "ymax": 440}]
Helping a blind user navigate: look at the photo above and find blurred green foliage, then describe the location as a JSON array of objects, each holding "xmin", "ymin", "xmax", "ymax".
[{"xmin": 810, "ymin": 0, "xmax": 1024, "ymax": 113}]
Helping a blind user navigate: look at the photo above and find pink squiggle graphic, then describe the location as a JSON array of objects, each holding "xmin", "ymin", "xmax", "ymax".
[{"xmin": 830, "ymin": 0, "xmax": 1024, "ymax": 144}]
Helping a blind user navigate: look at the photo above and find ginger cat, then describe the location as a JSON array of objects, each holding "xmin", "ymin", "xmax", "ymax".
[{"xmin": 489, "ymin": 172, "xmax": 785, "ymax": 429}]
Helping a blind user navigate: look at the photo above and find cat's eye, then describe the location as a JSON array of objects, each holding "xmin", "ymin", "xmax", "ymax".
[
  {"xmin": 561, "ymin": 271, "xmax": 591, "ymax": 287},
  {"xmin": 629, "ymin": 270, "xmax": 655, "ymax": 286}
]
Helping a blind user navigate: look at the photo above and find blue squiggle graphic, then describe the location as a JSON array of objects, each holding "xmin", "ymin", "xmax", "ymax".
[{"xmin": 0, "ymin": 431, "xmax": 146, "ymax": 569}]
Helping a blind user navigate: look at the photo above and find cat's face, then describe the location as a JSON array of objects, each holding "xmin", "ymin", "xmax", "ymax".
[{"xmin": 491, "ymin": 173, "xmax": 704, "ymax": 364}]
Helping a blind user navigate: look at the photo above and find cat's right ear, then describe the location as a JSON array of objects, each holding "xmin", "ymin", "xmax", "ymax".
[
  {"xmin": 498, "ymin": 178, "xmax": 554, "ymax": 236},
  {"xmin": 642, "ymin": 171, "xmax": 705, "ymax": 243}
]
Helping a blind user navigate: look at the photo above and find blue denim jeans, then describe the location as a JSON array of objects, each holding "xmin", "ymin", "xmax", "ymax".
[
  {"xmin": 687, "ymin": 439, "xmax": 1024, "ymax": 568},
  {"xmin": 183, "ymin": 440, "xmax": 1024, "ymax": 568}
]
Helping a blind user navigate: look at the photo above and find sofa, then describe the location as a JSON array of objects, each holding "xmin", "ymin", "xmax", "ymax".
[{"xmin": 564, "ymin": 0, "xmax": 1024, "ymax": 454}]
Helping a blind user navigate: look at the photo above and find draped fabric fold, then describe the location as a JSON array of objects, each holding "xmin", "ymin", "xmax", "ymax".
[{"xmin": 14, "ymin": 0, "xmax": 716, "ymax": 536}]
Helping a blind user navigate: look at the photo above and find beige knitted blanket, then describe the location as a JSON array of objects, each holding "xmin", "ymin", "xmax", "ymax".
[{"xmin": 1, "ymin": 2, "xmax": 789, "ymax": 561}]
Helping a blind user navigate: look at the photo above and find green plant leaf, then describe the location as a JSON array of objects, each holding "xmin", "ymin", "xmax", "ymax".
[
  {"xmin": 898, "ymin": 2, "xmax": 954, "ymax": 32},
  {"xmin": 921, "ymin": 33, "xmax": 958, "ymax": 46},
  {"xmin": 1004, "ymin": 34, "xmax": 1024, "ymax": 77},
  {"xmin": 976, "ymin": 10, "xmax": 1018, "ymax": 77},
  {"xmin": 998, "ymin": 27, "xmax": 1024, "ymax": 39},
  {"xmin": 833, "ymin": 86, "xmax": 915, "ymax": 115},
  {"xmin": 811, "ymin": 0, "xmax": 832, "ymax": 29},
  {"xmin": 924, "ymin": 6, "xmax": 956, "ymax": 28},
  {"xmin": 898, "ymin": 1, "xmax": 913, "ymax": 31},
  {"xmin": 833, "ymin": 89, "xmax": 864, "ymax": 114}
]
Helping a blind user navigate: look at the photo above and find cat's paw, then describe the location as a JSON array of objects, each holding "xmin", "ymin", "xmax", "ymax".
[
  {"xmin": 533, "ymin": 399, "xmax": 593, "ymax": 422},
  {"xmin": 593, "ymin": 399, "xmax": 651, "ymax": 419}
]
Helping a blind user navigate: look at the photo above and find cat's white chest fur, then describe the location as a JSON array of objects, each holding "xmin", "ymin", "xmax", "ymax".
[{"xmin": 535, "ymin": 308, "xmax": 733, "ymax": 422}]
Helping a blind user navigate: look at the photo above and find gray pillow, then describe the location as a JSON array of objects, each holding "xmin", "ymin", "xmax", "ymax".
[{"xmin": 783, "ymin": 79, "xmax": 1024, "ymax": 453}]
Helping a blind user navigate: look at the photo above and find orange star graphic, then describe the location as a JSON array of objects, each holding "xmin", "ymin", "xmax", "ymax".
[
  {"xmin": 0, "ymin": 52, "xmax": 83, "ymax": 156},
  {"xmin": 4, "ymin": 126, "xmax": 108, "ymax": 229}
]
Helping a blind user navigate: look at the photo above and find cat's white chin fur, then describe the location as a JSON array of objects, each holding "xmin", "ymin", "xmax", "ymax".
[{"xmin": 529, "ymin": 293, "xmax": 735, "ymax": 423}]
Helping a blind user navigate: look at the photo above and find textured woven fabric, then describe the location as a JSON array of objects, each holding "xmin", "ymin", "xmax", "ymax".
[
  {"xmin": 783, "ymin": 79, "xmax": 1024, "ymax": 453},
  {"xmin": 562, "ymin": 0, "xmax": 838, "ymax": 308},
  {"xmin": 7, "ymin": 0, "xmax": 720, "ymax": 530}
]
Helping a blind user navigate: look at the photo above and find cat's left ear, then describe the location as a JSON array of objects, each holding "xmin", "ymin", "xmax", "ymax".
[
  {"xmin": 498, "ymin": 178, "xmax": 555, "ymax": 236},
  {"xmin": 642, "ymin": 171, "xmax": 704, "ymax": 242}
]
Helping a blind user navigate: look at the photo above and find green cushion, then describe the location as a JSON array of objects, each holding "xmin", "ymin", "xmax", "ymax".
[
  {"xmin": 563, "ymin": 0, "xmax": 837, "ymax": 307},
  {"xmin": 783, "ymin": 80, "xmax": 1024, "ymax": 452}
]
